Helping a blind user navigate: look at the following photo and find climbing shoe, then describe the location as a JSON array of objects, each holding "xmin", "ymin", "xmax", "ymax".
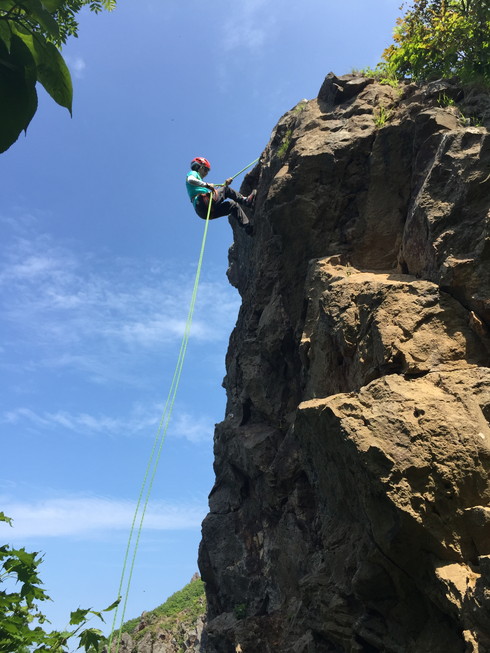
[{"xmin": 242, "ymin": 189, "xmax": 257, "ymax": 208}]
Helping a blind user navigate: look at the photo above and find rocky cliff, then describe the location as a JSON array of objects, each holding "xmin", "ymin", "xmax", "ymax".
[
  {"xmin": 107, "ymin": 577, "xmax": 205, "ymax": 653},
  {"xmin": 198, "ymin": 74, "xmax": 490, "ymax": 653}
]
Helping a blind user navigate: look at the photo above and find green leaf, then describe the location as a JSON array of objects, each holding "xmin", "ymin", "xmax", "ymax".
[
  {"xmin": 4, "ymin": 32, "xmax": 37, "ymax": 84},
  {"xmin": 70, "ymin": 607, "xmax": 91, "ymax": 625},
  {"xmin": 18, "ymin": 0, "xmax": 60, "ymax": 39},
  {"xmin": 0, "ymin": 512, "xmax": 13, "ymax": 526},
  {"xmin": 41, "ymin": 0, "xmax": 65, "ymax": 11},
  {"xmin": 1, "ymin": 621, "xmax": 20, "ymax": 634},
  {"xmin": 103, "ymin": 596, "xmax": 121, "ymax": 612},
  {"xmin": 0, "ymin": 22, "xmax": 12, "ymax": 51},
  {"xmin": 36, "ymin": 40, "xmax": 72, "ymax": 112},
  {"xmin": 79, "ymin": 627, "xmax": 104, "ymax": 652},
  {"xmin": 0, "ymin": 35, "xmax": 38, "ymax": 152},
  {"xmin": 11, "ymin": 28, "xmax": 72, "ymax": 112},
  {"xmin": 88, "ymin": 608, "xmax": 104, "ymax": 621}
]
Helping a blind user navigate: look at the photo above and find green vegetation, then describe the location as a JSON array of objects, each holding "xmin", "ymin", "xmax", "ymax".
[
  {"xmin": 278, "ymin": 128, "xmax": 293, "ymax": 158},
  {"xmin": 468, "ymin": 115, "xmax": 483, "ymax": 126},
  {"xmin": 0, "ymin": 512, "xmax": 119, "ymax": 652},
  {"xmin": 382, "ymin": 0, "xmax": 490, "ymax": 85},
  {"xmin": 0, "ymin": 0, "xmax": 116, "ymax": 153},
  {"xmin": 1, "ymin": 508, "xmax": 204, "ymax": 653},
  {"xmin": 437, "ymin": 91, "xmax": 456, "ymax": 106},
  {"xmin": 293, "ymin": 99, "xmax": 307, "ymax": 114},
  {"xmin": 352, "ymin": 65, "xmax": 400, "ymax": 88},
  {"xmin": 276, "ymin": 100, "xmax": 307, "ymax": 159},
  {"xmin": 373, "ymin": 105, "xmax": 393, "ymax": 128},
  {"xmin": 118, "ymin": 577, "xmax": 206, "ymax": 645},
  {"xmin": 435, "ymin": 92, "xmax": 483, "ymax": 126},
  {"xmin": 233, "ymin": 603, "xmax": 247, "ymax": 619}
]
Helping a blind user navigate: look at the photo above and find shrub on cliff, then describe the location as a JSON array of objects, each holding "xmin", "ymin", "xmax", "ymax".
[
  {"xmin": 383, "ymin": 0, "xmax": 490, "ymax": 84},
  {"xmin": 119, "ymin": 576, "xmax": 205, "ymax": 642}
]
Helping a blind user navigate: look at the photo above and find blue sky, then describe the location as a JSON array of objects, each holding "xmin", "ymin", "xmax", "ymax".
[{"xmin": 1, "ymin": 0, "xmax": 402, "ymax": 637}]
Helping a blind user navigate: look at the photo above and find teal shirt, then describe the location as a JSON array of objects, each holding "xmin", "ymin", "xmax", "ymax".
[{"xmin": 186, "ymin": 170, "xmax": 211, "ymax": 204}]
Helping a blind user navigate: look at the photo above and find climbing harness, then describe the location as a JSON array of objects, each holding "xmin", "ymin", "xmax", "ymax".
[{"xmin": 108, "ymin": 156, "xmax": 259, "ymax": 652}]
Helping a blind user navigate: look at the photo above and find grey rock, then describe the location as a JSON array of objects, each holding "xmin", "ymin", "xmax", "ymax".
[{"xmin": 199, "ymin": 75, "xmax": 490, "ymax": 652}]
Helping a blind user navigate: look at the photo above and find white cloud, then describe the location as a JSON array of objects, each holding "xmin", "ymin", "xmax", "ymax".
[
  {"xmin": 1, "ymin": 403, "xmax": 214, "ymax": 443},
  {"xmin": 65, "ymin": 55, "xmax": 87, "ymax": 79},
  {"xmin": 0, "ymin": 210, "xmax": 39, "ymax": 234},
  {"xmin": 3, "ymin": 407, "xmax": 51, "ymax": 428},
  {"xmin": 0, "ymin": 232, "xmax": 239, "ymax": 380},
  {"xmin": 224, "ymin": 24, "xmax": 267, "ymax": 53},
  {"xmin": 0, "ymin": 495, "xmax": 206, "ymax": 539},
  {"xmin": 222, "ymin": 0, "xmax": 275, "ymax": 54},
  {"xmin": 172, "ymin": 412, "xmax": 214, "ymax": 443}
]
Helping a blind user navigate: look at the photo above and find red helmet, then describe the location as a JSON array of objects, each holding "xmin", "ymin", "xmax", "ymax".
[{"xmin": 191, "ymin": 156, "xmax": 211, "ymax": 171}]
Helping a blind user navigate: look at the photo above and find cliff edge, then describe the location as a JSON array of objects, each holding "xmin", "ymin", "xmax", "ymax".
[{"xmin": 198, "ymin": 74, "xmax": 490, "ymax": 653}]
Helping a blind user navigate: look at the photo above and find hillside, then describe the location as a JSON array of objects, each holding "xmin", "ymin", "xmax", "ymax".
[{"xmin": 109, "ymin": 576, "xmax": 205, "ymax": 653}]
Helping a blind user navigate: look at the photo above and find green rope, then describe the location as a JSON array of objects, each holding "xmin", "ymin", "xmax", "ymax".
[
  {"xmin": 215, "ymin": 156, "xmax": 259, "ymax": 186},
  {"xmin": 229, "ymin": 156, "xmax": 259, "ymax": 181},
  {"xmin": 107, "ymin": 155, "xmax": 259, "ymax": 652},
  {"xmin": 108, "ymin": 194, "xmax": 213, "ymax": 653}
]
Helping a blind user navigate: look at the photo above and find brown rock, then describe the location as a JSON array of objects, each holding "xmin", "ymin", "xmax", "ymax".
[
  {"xmin": 300, "ymin": 258, "xmax": 490, "ymax": 399},
  {"xmin": 199, "ymin": 75, "xmax": 490, "ymax": 652}
]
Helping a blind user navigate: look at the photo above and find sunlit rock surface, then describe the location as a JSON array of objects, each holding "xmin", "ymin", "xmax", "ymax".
[{"xmin": 198, "ymin": 74, "xmax": 490, "ymax": 653}]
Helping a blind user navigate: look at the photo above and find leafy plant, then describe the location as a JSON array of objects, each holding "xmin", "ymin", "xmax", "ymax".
[
  {"xmin": 0, "ymin": 0, "xmax": 116, "ymax": 153},
  {"xmin": 152, "ymin": 577, "xmax": 205, "ymax": 621},
  {"xmin": 0, "ymin": 512, "xmax": 119, "ymax": 652},
  {"xmin": 278, "ymin": 128, "xmax": 292, "ymax": 158},
  {"xmin": 437, "ymin": 91, "xmax": 456, "ymax": 106},
  {"xmin": 469, "ymin": 115, "xmax": 483, "ymax": 126},
  {"xmin": 353, "ymin": 65, "xmax": 400, "ymax": 87},
  {"xmin": 119, "ymin": 576, "xmax": 206, "ymax": 641},
  {"xmin": 455, "ymin": 109, "xmax": 483, "ymax": 127},
  {"xmin": 373, "ymin": 105, "xmax": 393, "ymax": 127},
  {"xmin": 233, "ymin": 603, "xmax": 247, "ymax": 619},
  {"xmin": 293, "ymin": 99, "xmax": 307, "ymax": 114},
  {"xmin": 382, "ymin": 0, "xmax": 490, "ymax": 85}
]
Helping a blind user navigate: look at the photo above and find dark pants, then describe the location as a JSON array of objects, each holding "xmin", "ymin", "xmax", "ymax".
[{"xmin": 194, "ymin": 186, "xmax": 250, "ymax": 226}]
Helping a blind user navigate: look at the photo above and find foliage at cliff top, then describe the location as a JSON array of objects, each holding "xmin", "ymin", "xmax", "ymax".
[
  {"xmin": 382, "ymin": 0, "xmax": 490, "ymax": 84},
  {"xmin": 0, "ymin": 0, "xmax": 116, "ymax": 153},
  {"xmin": 0, "ymin": 511, "xmax": 119, "ymax": 652},
  {"xmin": 120, "ymin": 577, "xmax": 205, "ymax": 641}
]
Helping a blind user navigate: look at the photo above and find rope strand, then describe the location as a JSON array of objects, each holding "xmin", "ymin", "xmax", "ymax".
[
  {"xmin": 108, "ymin": 195, "xmax": 213, "ymax": 653},
  {"xmin": 107, "ymin": 156, "xmax": 259, "ymax": 651},
  {"xmin": 215, "ymin": 157, "xmax": 259, "ymax": 186}
]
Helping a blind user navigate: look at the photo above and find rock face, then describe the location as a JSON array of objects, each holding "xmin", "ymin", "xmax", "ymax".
[
  {"xmin": 108, "ymin": 577, "xmax": 206, "ymax": 653},
  {"xmin": 115, "ymin": 620, "xmax": 204, "ymax": 653},
  {"xmin": 198, "ymin": 74, "xmax": 490, "ymax": 652}
]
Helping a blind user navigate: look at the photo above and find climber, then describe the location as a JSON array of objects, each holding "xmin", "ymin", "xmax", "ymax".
[{"xmin": 186, "ymin": 157, "xmax": 256, "ymax": 235}]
